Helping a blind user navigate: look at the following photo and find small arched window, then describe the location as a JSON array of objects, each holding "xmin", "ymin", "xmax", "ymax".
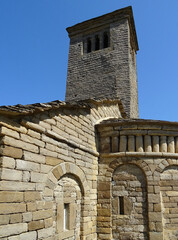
[
  {"xmin": 103, "ymin": 32, "xmax": 109, "ymax": 48},
  {"xmin": 87, "ymin": 38, "xmax": 92, "ymax": 53},
  {"xmin": 95, "ymin": 35, "xmax": 100, "ymax": 51}
]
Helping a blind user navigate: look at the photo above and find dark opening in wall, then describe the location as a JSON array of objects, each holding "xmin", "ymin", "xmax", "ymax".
[
  {"xmin": 119, "ymin": 196, "xmax": 124, "ymax": 215},
  {"xmin": 64, "ymin": 203, "xmax": 70, "ymax": 230},
  {"xmin": 103, "ymin": 32, "xmax": 109, "ymax": 48},
  {"xmin": 87, "ymin": 38, "xmax": 92, "ymax": 53},
  {"xmin": 95, "ymin": 35, "xmax": 100, "ymax": 50}
]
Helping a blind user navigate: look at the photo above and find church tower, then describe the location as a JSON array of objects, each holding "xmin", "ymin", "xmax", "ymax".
[{"xmin": 65, "ymin": 6, "xmax": 139, "ymax": 118}]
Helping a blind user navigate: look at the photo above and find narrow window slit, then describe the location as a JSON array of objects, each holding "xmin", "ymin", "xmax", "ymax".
[
  {"xmin": 110, "ymin": 136, "xmax": 112, "ymax": 153},
  {"xmin": 119, "ymin": 196, "xmax": 124, "ymax": 215},
  {"xmin": 118, "ymin": 135, "xmax": 120, "ymax": 152},
  {"xmin": 103, "ymin": 32, "xmax": 109, "ymax": 48},
  {"xmin": 126, "ymin": 136, "xmax": 128, "ymax": 152},
  {"xmin": 95, "ymin": 35, "xmax": 100, "ymax": 50},
  {"xmin": 151, "ymin": 136, "xmax": 153, "ymax": 152},
  {"xmin": 64, "ymin": 203, "xmax": 69, "ymax": 230},
  {"xmin": 142, "ymin": 135, "xmax": 145, "ymax": 152},
  {"xmin": 87, "ymin": 38, "xmax": 92, "ymax": 53}
]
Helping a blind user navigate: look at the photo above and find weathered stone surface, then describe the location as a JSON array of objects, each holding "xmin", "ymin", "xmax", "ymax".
[
  {"xmin": 0, "ymin": 215, "xmax": 9, "ymax": 225},
  {"xmin": 24, "ymin": 191, "xmax": 41, "ymax": 202},
  {"xmin": 1, "ymin": 136, "xmax": 39, "ymax": 153},
  {"xmin": 33, "ymin": 209, "xmax": 53, "ymax": 221},
  {"xmin": 0, "ymin": 181, "xmax": 35, "ymax": 191},
  {"xmin": 0, "ymin": 146, "xmax": 22, "ymax": 158},
  {"xmin": 10, "ymin": 214, "xmax": 22, "ymax": 224},
  {"xmin": 1, "ymin": 169, "xmax": 22, "ymax": 181},
  {"xmin": 0, "ymin": 223, "xmax": 27, "ymax": 237},
  {"xmin": 46, "ymin": 156, "xmax": 63, "ymax": 166},
  {"xmin": 0, "ymin": 191, "xmax": 23, "ymax": 203},
  {"xmin": 0, "ymin": 203, "xmax": 26, "ymax": 214},
  {"xmin": 37, "ymin": 227, "xmax": 54, "ymax": 239},
  {"xmin": 0, "ymin": 126, "xmax": 20, "ymax": 139},
  {"xmin": 22, "ymin": 212, "xmax": 32, "ymax": 222},
  {"xmin": 16, "ymin": 160, "xmax": 40, "ymax": 172},
  {"xmin": 1, "ymin": 156, "xmax": 15, "ymax": 169},
  {"xmin": 28, "ymin": 220, "xmax": 44, "ymax": 231},
  {"xmin": 23, "ymin": 151, "xmax": 45, "ymax": 163},
  {"xmin": 20, "ymin": 231, "xmax": 37, "ymax": 240}
]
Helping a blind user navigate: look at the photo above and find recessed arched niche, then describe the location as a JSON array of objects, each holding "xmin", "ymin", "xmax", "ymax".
[
  {"xmin": 54, "ymin": 175, "xmax": 82, "ymax": 240},
  {"xmin": 160, "ymin": 165, "xmax": 178, "ymax": 240},
  {"xmin": 112, "ymin": 164, "xmax": 148, "ymax": 240}
]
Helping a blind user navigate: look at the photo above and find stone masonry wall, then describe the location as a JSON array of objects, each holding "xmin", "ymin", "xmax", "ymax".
[
  {"xmin": 0, "ymin": 101, "xmax": 121, "ymax": 240},
  {"xmin": 66, "ymin": 18, "xmax": 138, "ymax": 118},
  {"xmin": 97, "ymin": 120, "xmax": 178, "ymax": 240}
]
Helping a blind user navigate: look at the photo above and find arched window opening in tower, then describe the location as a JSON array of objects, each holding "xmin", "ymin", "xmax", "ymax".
[
  {"xmin": 95, "ymin": 35, "xmax": 100, "ymax": 51},
  {"xmin": 103, "ymin": 32, "xmax": 109, "ymax": 48},
  {"xmin": 87, "ymin": 38, "xmax": 92, "ymax": 53}
]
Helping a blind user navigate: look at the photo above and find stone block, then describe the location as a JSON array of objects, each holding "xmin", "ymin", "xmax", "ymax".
[
  {"xmin": 21, "ymin": 133, "xmax": 45, "ymax": 148},
  {"xmin": 168, "ymin": 136, "xmax": 175, "ymax": 153},
  {"xmin": 46, "ymin": 156, "xmax": 63, "ymax": 166},
  {"xmin": 0, "ymin": 203, "xmax": 26, "ymax": 214},
  {"xmin": 33, "ymin": 209, "xmax": 53, "ymax": 221},
  {"xmin": 27, "ymin": 202, "xmax": 36, "ymax": 212},
  {"xmin": 44, "ymin": 217, "xmax": 53, "ymax": 228},
  {"xmin": 31, "ymin": 172, "xmax": 47, "ymax": 183},
  {"xmin": 21, "ymin": 120, "xmax": 45, "ymax": 134},
  {"xmin": 1, "ymin": 156, "xmax": 15, "ymax": 169},
  {"xmin": 0, "ymin": 191, "xmax": 23, "ymax": 202},
  {"xmin": 0, "ymin": 116, "xmax": 27, "ymax": 134},
  {"xmin": 37, "ymin": 227, "xmax": 54, "ymax": 239},
  {"xmin": 149, "ymin": 212, "xmax": 162, "ymax": 222},
  {"xmin": 28, "ymin": 220, "xmax": 44, "ymax": 231},
  {"xmin": 23, "ymin": 212, "xmax": 32, "ymax": 222},
  {"xmin": 0, "ymin": 223, "xmax": 27, "ymax": 238},
  {"xmin": 52, "ymin": 166, "xmax": 63, "ymax": 180},
  {"xmin": 160, "ymin": 136, "xmax": 167, "ymax": 152},
  {"xmin": 10, "ymin": 213, "xmax": 22, "ymax": 223},
  {"xmin": 136, "ymin": 136, "xmax": 143, "ymax": 152},
  {"xmin": 1, "ymin": 168, "xmax": 22, "ymax": 181},
  {"xmin": 0, "ymin": 214, "xmax": 9, "ymax": 225},
  {"xmin": 40, "ymin": 164, "xmax": 53, "ymax": 173},
  {"xmin": 0, "ymin": 126, "xmax": 20, "ymax": 139},
  {"xmin": 119, "ymin": 136, "xmax": 127, "ymax": 152},
  {"xmin": 128, "ymin": 135, "xmax": 135, "ymax": 152},
  {"xmin": 40, "ymin": 148, "xmax": 58, "ymax": 158},
  {"xmin": 144, "ymin": 135, "xmax": 152, "ymax": 152},
  {"xmin": 17, "ymin": 161, "xmax": 40, "ymax": 175},
  {"xmin": 166, "ymin": 191, "xmax": 178, "ymax": 197},
  {"xmin": 22, "ymin": 171, "xmax": 30, "ymax": 182},
  {"xmin": 8, "ymin": 236, "xmax": 20, "ymax": 240},
  {"xmin": 24, "ymin": 191, "xmax": 41, "ymax": 202},
  {"xmin": 0, "ymin": 181, "xmax": 35, "ymax": 191},
  {"xmin": 1, "ymin": 136, "xmax": 39, "ymax": 153},
  {"xmin": 43, "ymin": 187, "xmax": 53, "ymax": 197},
  {"xmin": 27, "ymin": 129, "xmax": 41, "ymax": 139},
  {"xmin": 148, "ymin": 194, "xmax": 160, "ymax": 203},
  {"xmin": 0, "ymin": 146, "xmax": 22, "ymax": 158},
  {"xmin": 154, "ymin": 204, "xmax": 161, "ymax": 212},
  {"xmin": 23, "ymin": 151, "xmax": 45, "ymax": 164},
  {"xmin": 153, "ymin": 136, "xmax": 159, "ymax": 152},
  {"xmin": 20, "ymin": 231, "xmax": 37, "ymax": 240},
  {"xmin": 97, "ymin": 209, "xmax": 110, "ymax": 217},
  {"xmin": 149, "ymin": 232, "xmax": 163, "ymax": 240},
  {"xmin": 98, "ymin": 182, "xmax": 110, "ymax": 191}
]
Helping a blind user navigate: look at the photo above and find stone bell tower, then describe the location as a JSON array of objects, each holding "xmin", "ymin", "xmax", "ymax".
[{"xmin": 65, "ymin": 6, "xmax": 139, "ymax": 118}]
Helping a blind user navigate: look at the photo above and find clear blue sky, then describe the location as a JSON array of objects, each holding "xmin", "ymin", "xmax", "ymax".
[{"xmin": 0, "ymin": 0, "xmax": 178, "ymax": 121}]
